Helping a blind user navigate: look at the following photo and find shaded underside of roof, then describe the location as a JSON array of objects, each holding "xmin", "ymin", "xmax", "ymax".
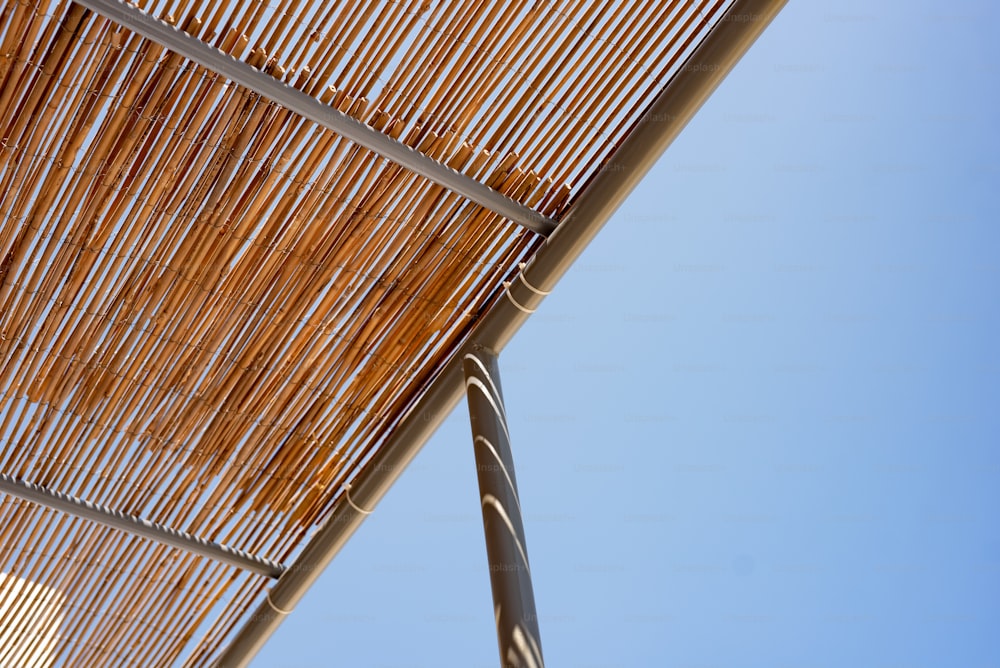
[{"xmin": 0, "ymin": 0, "xmax": 732, "ymax": 664}]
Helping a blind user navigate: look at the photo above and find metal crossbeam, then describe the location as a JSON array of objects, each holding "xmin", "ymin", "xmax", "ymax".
[
  {"xmin": 76, "ymin": 0, "xmax": 558, "ymax": 236},
  {"xmin": 0, "ymin": 473, "xmax": 285, "ymax": 578}
]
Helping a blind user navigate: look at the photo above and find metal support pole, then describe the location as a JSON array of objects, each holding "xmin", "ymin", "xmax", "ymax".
[
  {"xmin": 463, "ymin": 347, "xmax": 543, "ymax": 668},
  {"xmin": 0, "ymin": 473, "xmax": 285, "ymax": 578}
]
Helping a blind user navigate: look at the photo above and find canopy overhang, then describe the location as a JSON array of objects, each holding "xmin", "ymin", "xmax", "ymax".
[{"xmin": 0, "ymin": 0, "xmax": 785, "ymax": 664}]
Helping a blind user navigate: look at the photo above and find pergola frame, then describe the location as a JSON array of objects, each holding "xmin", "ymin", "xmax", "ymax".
[
  {"xmin": 0, "ymin": 0, "xmax": 788, "ymax": 664},
  {"xmin": 213, "ymin": 0, "xmax": 787, "ymax": 664}
]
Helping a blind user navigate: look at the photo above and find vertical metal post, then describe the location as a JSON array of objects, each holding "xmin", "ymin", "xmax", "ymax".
[{"xmin": 463, "ymin": 346, "xmax": 544, "ymax": 668}]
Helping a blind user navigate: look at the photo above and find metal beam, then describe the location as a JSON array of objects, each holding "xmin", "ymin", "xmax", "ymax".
[
  {"xmin": 0, "ymin": 473, "xmax": 285, "ymax": 579},
  {"xmin": 75, "ymin": 0, "xmax": 557, "ymax": 237},
  {"xmin": 463, "ymin": 347, "xmax": 544, "ymax": 668},
  {"xmin": 213, "ymin": 0, "xmax": 787, "ymax": 664}
]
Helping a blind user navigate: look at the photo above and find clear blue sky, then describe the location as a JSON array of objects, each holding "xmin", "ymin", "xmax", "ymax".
[{"xmin": 254, "ymin": 2, "xmax": 1000, "ymax": 666}]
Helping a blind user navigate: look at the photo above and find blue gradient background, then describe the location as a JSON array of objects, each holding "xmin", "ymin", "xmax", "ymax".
[{"xmin": 255, "ymin": 2, "xmax": 1000, "ymax": 666}]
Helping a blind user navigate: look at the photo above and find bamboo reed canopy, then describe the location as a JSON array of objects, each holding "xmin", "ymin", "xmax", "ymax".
[{"xmin": 0, "ymin": 0, "xmax": 734, "ymax": 664}]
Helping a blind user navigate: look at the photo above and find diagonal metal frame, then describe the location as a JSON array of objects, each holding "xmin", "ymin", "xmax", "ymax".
[
  {"xmin": 213, "ymin": 0, "xmax": 788, "ymax": 664},
  {"xmin": 0, "ymin": 473, "xmax": 285, "ymax": 578},
  {"xmin": 76, "ymin": 0, "xmax": 558, "ymax": 236}
]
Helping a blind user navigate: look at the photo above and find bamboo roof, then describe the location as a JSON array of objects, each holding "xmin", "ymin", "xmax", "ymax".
[{"xmin": 0, "ymin": 0, "xmax": 733, "ymax": 664}]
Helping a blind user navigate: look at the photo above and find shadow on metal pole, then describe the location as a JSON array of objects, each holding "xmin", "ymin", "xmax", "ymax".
[{"xmin": 463, "ymin": 346, "xmax": 544, "ymax": 668}]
